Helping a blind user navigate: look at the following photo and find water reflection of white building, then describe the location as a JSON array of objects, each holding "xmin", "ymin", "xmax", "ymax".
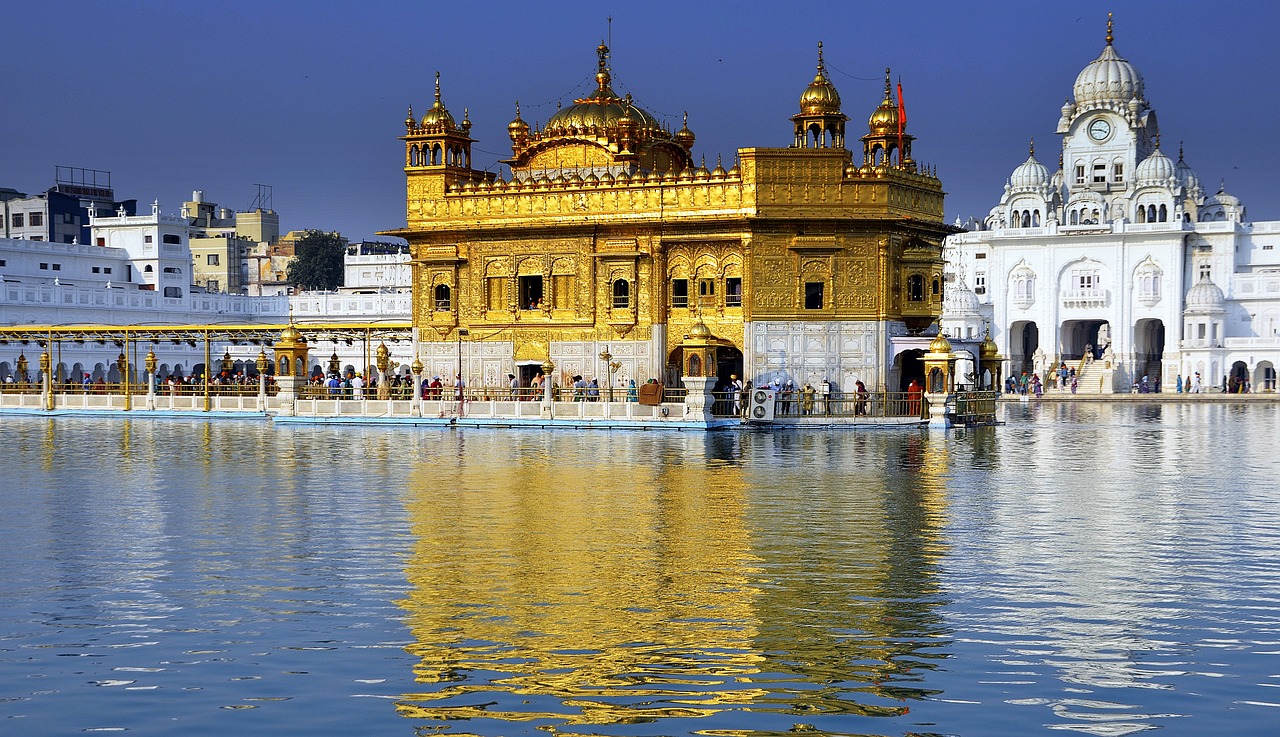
[{"xmin": 942, "ymin": 19, "xmax": 1280, "ymax": 394}]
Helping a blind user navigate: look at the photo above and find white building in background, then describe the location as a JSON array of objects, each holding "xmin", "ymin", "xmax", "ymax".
[
  {"xmin": 943, "ymin": 19, "xmax": 1280, "ymax": 393},
  {"xmin": 0, "ymin": 200, "xmax": 414, "ymax": 384}
]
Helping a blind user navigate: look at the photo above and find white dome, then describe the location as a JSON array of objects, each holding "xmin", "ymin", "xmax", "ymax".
[
  {"xmin": 1009, "ymin": 154, "xmax": 1049, "ymax": 189},
  {"xmin": 1135, "ymin": 147, "xmax": 1175, "ymax": 184},
  {"xmin": 1073, "ymin": 44, "xmax": 1144, "ymax": 106},
  {"xmin": 1185, "ymin": 275, "xmax": 1225, "ymax": 313},
  {"xmin": 1205, "ymin": 189, "xmax": 1241, "ymax": 209},
  {"xmin": 945, "ymin": 277, "xmax": 982, "ymax": 317},
  {"xmin": 1175, "ymin": 151, "xmax": 1200, "ymax": 195}
]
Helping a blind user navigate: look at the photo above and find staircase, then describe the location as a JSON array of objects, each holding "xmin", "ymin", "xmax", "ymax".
[{"xmin": 1072, "ymin": 357, "xmax": 1115, "ymax": 394}]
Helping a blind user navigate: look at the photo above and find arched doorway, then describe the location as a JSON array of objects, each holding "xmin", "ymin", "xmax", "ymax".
[
  {"xmin": 895, "ymin": 349, "xmax": 925, "ymax": 392},
  {"xmin": 1230, "ymin": 360, "xmax": 1249, "ymax": 393},
  {"xmin": 1255, "ymin": 361, "xmax": 1276, "ymax": 392},
  {"xmin": 1009, "ymin": 320, "xmax": 1039, "ymax": 375},
  {"xmin": 1134, "ymin": 318, "xmax": 1165, "ymax": 387},
  {"xmin": 1060, "ymin": 319, "xmax": 1107, "ymax": 361}
]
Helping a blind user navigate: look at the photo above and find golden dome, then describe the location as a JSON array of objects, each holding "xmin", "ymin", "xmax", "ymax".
[
  {"xmin": 687, "ymin": 321, "xmax": 713, "ymax": 340},
  {"xmin": 979, "ymin": 330, "xmax": 998, "ymax": 360},
  {"xmin": 277, "ymin": 323, "xmax": 306, "ymax": 348},
  {"xmin": 546, "ymin": 43, "xmax": 662, "ymax": 133},
  {"xmin": 799, "ymin": 42, "xmax": 841, "ymax": 115},
  {"xmin": 404, "ymin": 104, "xmax": 415, "ymax": 130},
  {"xmin": 420, "ymin": 72, "xmax": 456, "ymax": 129},
  {"xmin": 868, "ymin": 68, "xmax": 899, "ymax": 135},
  {"xmin": 928, "ymin": 331, "xmax": 952, "ymax": 354},
  {"xmin": 674, "ymin": 111, "xmax": 695, "ymax": 149}
]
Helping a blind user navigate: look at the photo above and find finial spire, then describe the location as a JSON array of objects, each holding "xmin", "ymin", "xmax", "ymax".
[
  {"xmin": 595, "ymin": 40, "xmax": 612, "ymax": 90},
  {"xmin": 515, "ymin": 100, "xmax": 521, "ymax": 118},
  {"xmin": 817, "ymin": 41, "xmax": 825, "ymax": 74},
  {"xmin": 884, "ymin": 67, "xmax": 892, "ymax": 99},
  {"xmin": 1029, "ymin": 138, "xmax": 1035, "ymax": 157},
  {"xmin": 434, "ymin": 71, "xmax": 441, "ymax": 103},
  {"xmin": 1153, "ymin": 132, "xmax": 1160, "ymax": 149},
  {"xmin": 1106, "ymin": 12, "xmax": 1114, "ymax": 45},
  {"xmin": 1179, "ymin": 140, "xmax": 1185, "ymax": 161}
]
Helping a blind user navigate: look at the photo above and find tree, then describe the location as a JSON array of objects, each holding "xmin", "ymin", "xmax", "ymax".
[{"xmin": 286, "ymin": 230, "xmax": 346, "ymax": 291}]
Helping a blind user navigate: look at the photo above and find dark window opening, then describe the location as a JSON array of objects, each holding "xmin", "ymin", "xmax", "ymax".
[
  {"xmin": 163, "ymin": 286, "xmax": 183, "ymax": 298},
  {"xmin": 671, "ymin": 278, "xmax": 688, "ymax": 308},
  {"xmin": 725, "ymin": 277, "xmax": 742, "ymax": 307},
  {"xmin": 907, "ymin": 274, "xmax": 925, "ymax": 301},
  {"xmin": 612, "ymin": 279, "xmax": 630, "ymax": 309},
  {"xmin": 434, "ymin": 284, "xmax": 451, "ymax": 311},
  {"xmin": 804, "ymin": 281, "xmax": 824, "ymax": 310},
  {"xmin": 518, "ymin": 275, "xmax": 544, "ymax": 310},
  {"xmin": 163, "ymin": 234, "xmax": 181, "ymax": 245}
]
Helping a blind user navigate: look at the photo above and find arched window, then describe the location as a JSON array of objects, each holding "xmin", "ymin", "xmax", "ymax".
[
  {"xmin": 932, "ymin": 277, "xmax": 941, "ymax": 296},
  {"xmin": 1158, "ymin": 204, "xmax": 1168, "ymax": 222},
  {"xmin": 1147, "ymin": 205, "xmax": 1157, "ymax": 222},
  {"xmin": 1021, "ymin": 210, "xmax": 1031, "ymax": 228},
  {"xmin": 1032, "ymin": 209, "xmax": 1041, "ymax": 227},
  {"xmin": 1137, "ymin": 205, "xmax": 1147, "ymax": 223},
  {"xmin": 434, "ymin": 284, "xmax": 451, "ymax": 311},
  {"xmin": 612, "ymin": 279, "xmax": 630, "ymax": 309},
  {"xmin": 1070, "ymin": 210, "xmax": 1080, "ymax": 225},
  {"xmin": 409, "ymin": 145, "xmax": 419, "ymax": 167},
  {"xmin": 278, "ymin": 357, "xmax": 288, "ymax": 375},
  {"xmin": 907, "ymin": 274, "xmax": 925, "ymax": 302}
]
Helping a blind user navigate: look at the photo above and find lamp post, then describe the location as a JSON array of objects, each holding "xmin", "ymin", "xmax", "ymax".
[
  {"xmin": 38, "ymin": 350, "xmax": 51, "ymax": 411},
  {"xmin": 455, "ymin": 328, "xmax": 469, "ymax": 415},
  {"xmin": 16, "ymin": 352, "xmax": 29, "ymax": 386},
  {"xmin": 117, "ymin": 350, "xmax": 130, "ymax": 411},
  {"xmin": 541, "ymin": 356, "xmax": 555, "ymax": 418},
  {"xmin": 145, "ymin": 346, "xmax": 158, "ymax": 410},
  {"xmin": 411, "ymin": 354, "xmax": 424, "ymax": 416},
  {"xmin": 255, "ymin": 349, "xmax": 269, "ymax": 412},
  {"xmin": 375, "ymin": 342, "xmax": 390, "ymax": 400},
  {"xmin": 599, "ymin": 346, "xmax": 612, "ymax": 403}
]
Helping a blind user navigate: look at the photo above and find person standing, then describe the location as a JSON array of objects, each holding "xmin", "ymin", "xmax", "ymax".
[
  {"xmin": 1191, "ymin": 372, "xmax": 1202, "ymax": 393},
  {"xmin": 801, "ymin": 383, "xmax": 816, "ymax": 415},
  {"xmin": 820, "ymin": 378, "xmax": 832, "ymax": 415},
  {"xmin": 508, "ymin": 373, "xmax": 519, "ymax": 399},
  {"xmin": 854, "ymin": 380, "xmax": 869, "ymax": 416}
]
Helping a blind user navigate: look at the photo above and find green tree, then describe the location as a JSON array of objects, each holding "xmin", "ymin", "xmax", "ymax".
[{"xmin": 286, "ymin": 230, "xmax": 347, "ymax": 291}]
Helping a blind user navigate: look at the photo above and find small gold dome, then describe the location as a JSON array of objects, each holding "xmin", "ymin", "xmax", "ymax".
[
  {"xmin": 979, "ymin": 332, "xmax": 998, "ymax": 360},
  {"xmin": 277, "ymin": 323, "xmax": 305, "ymax": 347},
  {"xmin": 420, "ymin": 72, "xmax": 456, "ymax": 129},
  {"xmin": 799, "ymin": 42, "xmax": 841, "ymax": 115},
  {"xmin": 868, "ymin": 68, "xmax": 900, "ymax": 135},
  {"xmin": 928, "ymin": 332, "xmax": 952, "ymax": 354},
  {"xmin": 687, "ymin": 321, "xmax": 713, "ymax": 339}
]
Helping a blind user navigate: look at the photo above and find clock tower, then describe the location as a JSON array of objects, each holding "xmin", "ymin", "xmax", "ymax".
[{"xmin": 1055, "ymin": 14, "xmax": 1157, "ymax": 222}]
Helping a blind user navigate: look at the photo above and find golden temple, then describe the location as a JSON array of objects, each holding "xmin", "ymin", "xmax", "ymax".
[{"xmin": 382, "ymin": 42, "xmax": 951, "ymax": 393}]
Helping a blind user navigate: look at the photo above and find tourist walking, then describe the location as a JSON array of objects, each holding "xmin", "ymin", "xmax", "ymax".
[{"xmin": 854, "ymin": 380, "xmax": 869, "ymax": 416}]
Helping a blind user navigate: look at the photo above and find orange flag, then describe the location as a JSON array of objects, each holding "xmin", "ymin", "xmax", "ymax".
[{"xmin": 896, "ymin": 79, "xmax": 906, "ymax": 165}]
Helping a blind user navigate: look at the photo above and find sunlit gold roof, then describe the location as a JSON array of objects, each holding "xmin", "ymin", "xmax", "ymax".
[
  {"xmin": 545, "ymin": 43, "xmax": 662, "ymax": 133},
  {"xmin": 928, "ymin": 331, "xmax": 952, "ymax": 354},
  {"xmin": 799, "ymin": 42, "xmax": 841, "ymax": 115},
  {"xmin": 868, "ymin": 70, "xmax": 899, "ymax": 135},
  {"xmin": 420, "ymin": 72, "xmax": 457, "ymax": 130},
  {"xmin": 979, "ymin": 329, "xmax": 998, "ymax": 360}
]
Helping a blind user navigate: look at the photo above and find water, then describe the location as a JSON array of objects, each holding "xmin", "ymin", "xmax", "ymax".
[{"xmin": 1, "ymin": 403, "xmax": 1279, "ymax": 736}]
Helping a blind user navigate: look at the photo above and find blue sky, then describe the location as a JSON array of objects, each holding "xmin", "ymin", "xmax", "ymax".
[{"xmin": 4, "ymin": 1, "xmax": 1276, "ymax": 241}]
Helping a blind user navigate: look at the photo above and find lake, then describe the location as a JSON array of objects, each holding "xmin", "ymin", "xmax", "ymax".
[{"xmin": 1, "ymin": 402, "xmax": 1278, "ymax": 736}]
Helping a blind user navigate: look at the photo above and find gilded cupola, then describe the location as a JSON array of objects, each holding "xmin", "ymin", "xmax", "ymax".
[
  {"xmin": 860, "ymin": 68, "xmax": 915, "ymax": 170},
  {"xmin": 791, "ymin": 42, "xmax": 847, "ymax": 149},
  {"xmin": 504, "ymin": 42, "xmax": 692, "ymax": 178},
  {"xmin": 419, "ymin": 73, "xmax": 457, "ymax": 131}
]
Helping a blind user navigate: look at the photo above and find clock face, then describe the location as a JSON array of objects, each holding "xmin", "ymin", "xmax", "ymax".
[{"xmin": 1088, "ymin": 118, "xmax": 1112, "ymax": 141}]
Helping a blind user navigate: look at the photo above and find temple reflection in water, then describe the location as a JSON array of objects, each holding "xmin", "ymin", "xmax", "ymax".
[{"xmin": 394, "ymin": 430, "xmax": 952, "ymax": 732}]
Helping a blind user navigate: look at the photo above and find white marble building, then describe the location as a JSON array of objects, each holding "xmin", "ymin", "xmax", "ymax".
[
  {"xmin": 943, "ymin": 21, "xmax": 1280, "ymax": 393},
  {"xmin": 1, "ymin": 204, "xmax": 415, "ymax": 384}
]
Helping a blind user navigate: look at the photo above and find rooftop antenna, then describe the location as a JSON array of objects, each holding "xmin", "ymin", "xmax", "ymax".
[{"xmin": 250, "ymin": 184, "xmax": 273, "ymax": 211}]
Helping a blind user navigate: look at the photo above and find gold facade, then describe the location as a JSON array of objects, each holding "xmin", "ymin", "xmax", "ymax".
[{"xmin": 384, "ymin": 44, "xmax": 952, "ymax": 387}]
